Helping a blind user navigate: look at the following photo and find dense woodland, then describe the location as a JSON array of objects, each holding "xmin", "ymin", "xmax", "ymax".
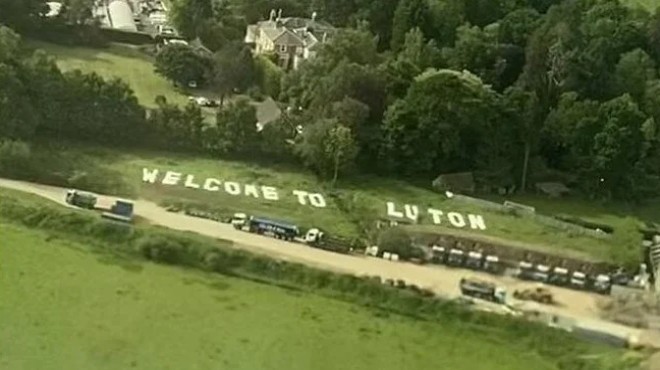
[{"xmin": 3, "ymin": 0, "xmax": 660, "ymax": 201}]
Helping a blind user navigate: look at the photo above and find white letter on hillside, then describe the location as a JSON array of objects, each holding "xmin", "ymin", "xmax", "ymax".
[
  {"xmin": 427, "ymin": 208, "xmax": 443, "ymax": 224},
  {"xmin": 447, "ymin": 212, "xmax": 466, "ymax": 228},
  {"xmin": 468, "ymin": 214, "xmax": 487, "ymax": 230},
  {"xmin": 244, "ymin": 184, "xmax": 260, "ymax": 198},
  {"xmin": 293, "ymin": 190, "xmax": 308, "ymax": 205},
  {"xmin": 203, "ymin": 178, "xmax": 221, "ymax": 191},
  {"xmin": 142, "ymin": 168, "xmax": 159, "ymax": 183},
  {"xmin": 184, "ymin": 175, "xmax": 200, "ymax": 189},
  {"xmin": 386, "ymin": 202, "xmax": 403, "ymax": 218},
  {"xmin": 404, "ymin": 204, "xmax": 419, "ymax": 221},
  {"xmin": 308, "ymin": 193, "xmax": 326, "ymax": 208},
  {"xmin": 224, "ymin": 182, "xmax": 241, "ymax": 195},
  {"xmin": 262, "ymin": 186, "xmax": 279, "ymax": 201},
  {"xmin": 162, "ymin": 171, "xmax": 181, "ymax": 186}
]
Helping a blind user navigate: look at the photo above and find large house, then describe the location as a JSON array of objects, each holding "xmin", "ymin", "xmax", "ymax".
[{"xmin": 244, "ymin": 10, "xmax": 335, "ymax": 70}]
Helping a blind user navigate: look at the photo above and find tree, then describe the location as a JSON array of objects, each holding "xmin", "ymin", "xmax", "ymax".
[
  {"xmin": 498, "ymin": 7, "xmax": 541, "ymax": 46},
  {"xmin": 503, "ymin": 86, "xmax": 542, "ymax": 191},
  {"xmin": 326, "ymin": 125, "xmax": 358, "ymax": 185},
  {"xmin": 612, "ymin": 48, "xmax": 656, "ymax": 101},
  {"xmin": 377, "ymin": 227, "xmax": 419, "ymax": 259},
  {"xmin": 390, "ymin": 0, "xmax": 432, "ymax": 51},
  {"xmin": 170, "ymin": 0, "xmax": 215, "ymax": 39},
  {"xmin": 148, "ymin": 96, "xmax": 204, "ymax": 151},
  {"xmin": 211, "ymin": 42, "xmax": 256, "ymax": 105},
  {"xmin": 155, "ymin": 44, "xmax": 212, "ymax": 87},
  {"xmin": 207, "ymin": 98, "xmax": 259, "ymax": 155},
  {"xmin": 295, "ymin": 119, "xmax": 357, "ymax": 181},
  {"xmin": 591, "ymin": 94, "xmax": 647, "ymax": 199},
  {"xmin": 58, "ymin": 0, "xmax": 97, "ymax": 25},
  {"xmin": 380, "ymin": 69, "xmax": 498, "ymax": 176},
  {"xmin": 0, "ymin": 0, "xmax": 47, "ymax": 31}
]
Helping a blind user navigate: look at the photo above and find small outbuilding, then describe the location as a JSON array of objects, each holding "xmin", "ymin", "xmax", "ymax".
[{"xmin": 535, "ymin": 182, "xmax": 570, "ymax": 198}]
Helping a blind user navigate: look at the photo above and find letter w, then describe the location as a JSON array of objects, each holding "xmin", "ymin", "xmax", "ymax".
[{"xmin": 142, "ymin": 168, "xmax": 159, "ymax": 183}]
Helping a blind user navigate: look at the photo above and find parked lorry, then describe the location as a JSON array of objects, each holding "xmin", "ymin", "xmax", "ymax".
[
  {"xmin": 483, "ymin": 255, "xmax": 504, "ymax": 274},
  {"xmin": 465, "ymin": 251, "xmax": 483, "ymax": 270},
  {"xmin": 591, "ymin": 274, "xmax": 612, "ymax": 294},
  {"xmin": 447, "ymin": 248, "xmax": 465, "ymax": 267},
  {"xmin": 65, "ymin": 190, "xmax": 97, "ymax": 209},
  {"xmin": 101, "ymin": 200, "xmax": 134, "ymax": 223},
  {"xmin": 459, "ymin": 278, "xmax": 507, "ymax": 304},
  {"xmin": 248, "ymin": 217, "xmax": 299, "ymax": 241},
  {"xmin": 549, "ymin": 267, "xmax": 570, "ymax": 286}
]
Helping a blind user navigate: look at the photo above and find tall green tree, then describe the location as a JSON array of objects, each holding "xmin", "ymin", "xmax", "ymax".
[
  {"xmin": 170, "ymin": 0, "xmax": 215, "ymax": 39},
  {"xmin": 155, "ymin": 44, "xmax": 213, "ymax": 87},
  {"xmin": 390, "ymin": 0, "xmax": 432, "ymax": 51},
  {"xmin": 207, "ymin": 98, "xmax": 259, "ymax": 155},
  {"xmin": 380, "ymin": 69, "xmax": 498, "ymax": 176},
  {"xmin": 325, "ymin": 124, "xmax": 358, "ymax": 185},
  {"xmin": 295, "ymin": 119, "xmax": 357, "ymax": 181},
  {"xmin": 0, "ymin": 0, "xmax": 47, "ymax": 30}
]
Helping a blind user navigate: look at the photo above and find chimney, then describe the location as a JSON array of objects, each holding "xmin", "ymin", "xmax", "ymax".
[
  {"xmin": 311, "ymin": 11, "xmax": 317, "ymax": 21},
  {"xmin": 269, "ymin": 9, "xmax": 276, "ymax": 21},
  {"xmin": 277, "ymin": 9, "xmax": 282, "ymax": 20}
]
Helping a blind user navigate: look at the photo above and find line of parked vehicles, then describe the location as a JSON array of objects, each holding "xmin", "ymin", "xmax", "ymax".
[{"xmin": 430, "ymin": 245, "xmax": 617, "ymax": 295}]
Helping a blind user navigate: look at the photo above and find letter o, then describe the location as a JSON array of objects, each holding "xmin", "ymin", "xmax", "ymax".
[
  {"xmin": 308, "ymin": 193, "xmax": 326, "ymax": 208},
  {"xmin": 447, "ymin": 212, "xmax": 466, "ymax": 228},
  {"xmin": 224, "ymin": 182, "xmax": 241, "ymax": 195}
]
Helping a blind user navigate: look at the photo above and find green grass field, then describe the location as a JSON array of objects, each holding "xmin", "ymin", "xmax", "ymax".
[
  {"xmin": 26, "ymin": 40, "xmax": 189, "ymax": 108},
  {"xmin": 0, "ymin": 222, "xmax": 570, "ymax": 370}
]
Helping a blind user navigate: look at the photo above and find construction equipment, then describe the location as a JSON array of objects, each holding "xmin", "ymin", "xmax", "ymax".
[
  {"xmin": 513, "ymin": 286, "xmax": 554, "ymax": 305},
  {"xmin": 65, "ymin": 190, "xmax": 97, "ymax": 209},
  {"xmin": 459, "ymin": 278, "xmax": 507, "ymax": 304},
  {"xmin": 101, "ymin": 200, "xmax": 134, "ymax": 223}
]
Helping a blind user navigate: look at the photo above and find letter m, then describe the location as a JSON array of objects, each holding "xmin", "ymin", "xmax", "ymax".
[{"xmin": 142, "ymin": 168, "xmax": 159, "ymax": 183}]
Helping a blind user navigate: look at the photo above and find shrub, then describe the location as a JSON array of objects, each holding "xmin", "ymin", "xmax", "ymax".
[
  {"xmin": 136, "ymin": 235, "xmax": 184, "ymax": 264},
  {"xmin": 378, "ymin": 227, "xmax": 416, "ymax": 259},
  {"xmin": 0, "ymin": 139, "xmax": 33, "ymax": 177}
]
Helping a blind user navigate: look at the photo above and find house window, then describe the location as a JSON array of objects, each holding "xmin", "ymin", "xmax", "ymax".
[{"xmin": 279, "ymin": 45, "xmax": 287, "ymax": 53}]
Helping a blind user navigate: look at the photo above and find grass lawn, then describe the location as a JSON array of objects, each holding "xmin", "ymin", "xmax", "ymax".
[
  {"xmin": 26, "ymin": 40, "xmax": 189, "ymax": 108},
  {"xmin": 0, "ymin": 223, "xmax": 570, "ymax": 370},
  {"xmin": 14, "ymin": 143, "xmax": 660, "ymax": 266}
]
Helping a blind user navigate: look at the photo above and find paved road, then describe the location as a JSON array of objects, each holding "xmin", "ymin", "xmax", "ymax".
[{"xmin": 1, "ymin": 178, "xmax": 654, "ymax": 347}]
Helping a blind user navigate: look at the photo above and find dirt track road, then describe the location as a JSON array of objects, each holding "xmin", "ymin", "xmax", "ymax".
[{"xmin": 0, "ymin": 178, "xmax": 651, "ymax": 343}]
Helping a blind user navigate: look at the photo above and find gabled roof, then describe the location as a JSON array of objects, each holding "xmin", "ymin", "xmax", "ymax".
[{"xmin": 273, "ymin": 29, "xmax": 304, "ymax": 46}]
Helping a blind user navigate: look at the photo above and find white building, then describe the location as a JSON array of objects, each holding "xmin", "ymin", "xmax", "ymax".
[{"xmin": 245, "ymin": 10, "xmax": 335, "ymax": 70}]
